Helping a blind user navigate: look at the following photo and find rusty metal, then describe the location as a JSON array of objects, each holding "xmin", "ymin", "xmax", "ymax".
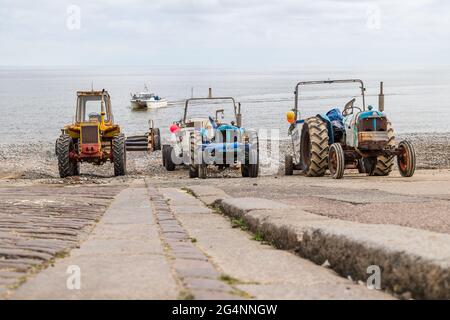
[
  {"xmin": 358, "ymin": 131, "xmax": 389, "ymax": 150},
  {"xmin": 81, "ymin": 125, "xmax": 99, "ymax": 144}
]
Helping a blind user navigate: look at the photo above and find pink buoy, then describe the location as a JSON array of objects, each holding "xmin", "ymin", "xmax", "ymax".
[{"xmin": 170, "ymin": 124, "xmax": 180, "ymax": 133}]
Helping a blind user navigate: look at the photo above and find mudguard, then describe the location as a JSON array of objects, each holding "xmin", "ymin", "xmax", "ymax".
[{"xmin": 316, "ymin": 113, "xmax": 334, "ymax": 144}]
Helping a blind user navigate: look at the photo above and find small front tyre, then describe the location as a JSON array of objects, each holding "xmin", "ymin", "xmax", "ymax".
[
  {"xmin": 243, "ymin": 148, "xmax": 259, "ymax": 178},
  {"xmin": 397, "ymin": 140, "xmax": 416, "ymax": 177},
  {"xmin": 328, "ymin": 143, "xmax": 345, "ymax": 179}
]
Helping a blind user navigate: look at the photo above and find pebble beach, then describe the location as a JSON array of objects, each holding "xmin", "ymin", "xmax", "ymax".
[{"xmin": 1, "ymin": 132, "xmax": 448, "ymax": 183}]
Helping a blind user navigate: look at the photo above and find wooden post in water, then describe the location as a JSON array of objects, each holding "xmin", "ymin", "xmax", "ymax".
[{"xmin": 379, "ymin": 81, "xmax": 385, "ymax": 112}]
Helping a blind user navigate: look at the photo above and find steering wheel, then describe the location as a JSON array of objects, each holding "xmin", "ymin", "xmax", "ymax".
[{"xmin": 342, "ymin": 98, "xmax": 361, "ymax": 116}]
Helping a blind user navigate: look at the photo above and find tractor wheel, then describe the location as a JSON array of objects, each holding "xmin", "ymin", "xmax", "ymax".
[
  {"xmin": 199, "ymin": 164, "xmax": 208, "ymax": 179},
  {"xmin": 241, "ymin": 130, "xmax": 259, "ymax": 178},
  {"xmin": 328, "ymin": 143, "xmax": 345, "ymax": 179},
  {"xmin": 113, "ymin": 134, "xmax": 127, "ymax": 176},
  {"xmin": 370, "ymin": 122, "xmax": 395, "ymax": 176},
  {"xmin": 164, "ymin": 146, "xmax": 176, "ymax": 171},
  {"xmin": 241, "ymin": 164, "xmax": 249, "ymax": 177},
  {"xmin": 242, "ymin": 146, "xmax": 259, "ymax": 178},
  {"xmin": 56, "ymin": 134, "xmax": 77, "ymax": 178},
  {"xmin": 397, "ymin": 140, "xmax": 416, "ymax": 177},
  {"xmin": 300, "ymin": 117, "xmax": 329, "ymax": 177},
  {"xmin": 189, "ymin": 133, "xmax": 199, "ymax": 178},
  {"xmin": 285, "ymin": 154, "xmax": 294, "ymax": 176},
  {"xmin": 357, "ymin": 159, "xmax": 366, "ymax": 174},
  {"xmin": 247, "ymin": 149, "xmax": 259, "ymax": 178},
  {"xmin": 162, "ymin": 145, "xmax": 168, "ymax": 167},
  {"xmin": 152, "ymin": 128, "xmax": 161, "ymax": 151}
]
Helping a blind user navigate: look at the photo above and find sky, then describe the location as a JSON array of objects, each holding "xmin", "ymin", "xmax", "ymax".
[{"xmin": 0, "ymin": 0, "xmax": 449, "ymax": 67}]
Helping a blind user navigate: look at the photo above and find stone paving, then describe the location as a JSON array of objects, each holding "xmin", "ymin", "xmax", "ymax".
[
  {"xmin": 146, "ymin": 181, "xmax": 241, "ymax": 300},
  {"xmin": 1, "ymin": 177, "xmax": 413, "ymax": 299},
  {"xmin": 10, "ymin": 180, "xmax": 177, "ymax": 299},
  {"xmin": 158, "ymin": 186, "xmax": 391, "ymax": 300},
  {"xmin": 0, "ymin": 184, "xmax": 124, "ymax": 298}
]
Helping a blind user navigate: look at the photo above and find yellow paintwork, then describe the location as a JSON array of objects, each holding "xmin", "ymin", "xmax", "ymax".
[
  {"xmin": 80, "ymin": 123, "xmax": 101, "ymax": 148},
  {"xmin": 61, "ymin": 89, "xmax": 121, "ymax": 154},
  {"xmin": 64, "ymin": 123, "xmax": 120, "ymax": 138}
]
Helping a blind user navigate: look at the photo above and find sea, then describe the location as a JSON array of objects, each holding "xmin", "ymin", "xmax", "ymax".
[{"xmin": 0, "ymin": 66, "xmax": 449, "ymax": 144}]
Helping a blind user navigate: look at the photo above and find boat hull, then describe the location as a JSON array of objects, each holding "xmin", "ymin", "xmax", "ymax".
[
  {"xmin": 131, "ymin": 100, "xmax": 147, "ymax": 109},
  {"xmin": 146, "ymin": 99, "xmax": 168, "ymax": 109}
]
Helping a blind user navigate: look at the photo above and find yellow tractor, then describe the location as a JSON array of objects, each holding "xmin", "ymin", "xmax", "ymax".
[{"xmin": 55, "ymin": 89, "xmax": 126, "ymax": 178}]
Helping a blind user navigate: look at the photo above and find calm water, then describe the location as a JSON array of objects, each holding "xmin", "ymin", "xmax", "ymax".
[{"xmin": 0, "ymin": 66, "xmax": 449, "ymax": 144}]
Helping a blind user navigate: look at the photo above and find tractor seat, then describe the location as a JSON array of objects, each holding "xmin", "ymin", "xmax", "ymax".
[{"xmin": 88, "ymin": 112, "xmax": 101, "ymax": 122}]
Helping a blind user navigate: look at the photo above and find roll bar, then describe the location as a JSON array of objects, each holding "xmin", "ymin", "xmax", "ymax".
[
  {"xmin": 183, "ymin": 97, "xmax": 241, "ymax": 124},
  {"xmin": 293, "ymin": 79, "xmax": 366, "ymax": 116}
]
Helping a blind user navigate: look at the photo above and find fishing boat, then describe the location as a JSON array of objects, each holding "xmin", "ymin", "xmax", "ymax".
[{"xmin": 130, "ymin": 85, "xmax": 168, "ymax": 109}]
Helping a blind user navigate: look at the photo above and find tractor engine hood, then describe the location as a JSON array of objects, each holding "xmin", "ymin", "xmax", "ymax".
[{"xmin": 358, "ymin": 110, "xmax": 385, "ymax": 120}]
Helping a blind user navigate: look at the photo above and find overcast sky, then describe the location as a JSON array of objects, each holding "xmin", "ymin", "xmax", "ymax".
[{"xmin": 0, "ymin": 0, "xmax": 449, "ymax": 67}]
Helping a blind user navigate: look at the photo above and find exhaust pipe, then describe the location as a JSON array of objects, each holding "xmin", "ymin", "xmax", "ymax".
[{"xmin": 378, "ymin": 81, "xmax": 384, "ymax": 112}]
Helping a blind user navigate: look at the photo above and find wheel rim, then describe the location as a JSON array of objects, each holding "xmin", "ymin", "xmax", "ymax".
[
  {"xmin": 329, "ymin": 147, "xmax": 337, "ymax": 175},
  {"xmin": 398, "ymin": 145, "xmax": 408, "ymax": 173}
]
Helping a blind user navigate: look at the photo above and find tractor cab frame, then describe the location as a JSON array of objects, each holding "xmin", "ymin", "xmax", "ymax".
[
  {"xmin": 55, "ymin": 89, "xmax": 126, "ymax": 178},
  {"xmin": 75, "ymin": 91, "xmax": 114, "ymax": 124}
]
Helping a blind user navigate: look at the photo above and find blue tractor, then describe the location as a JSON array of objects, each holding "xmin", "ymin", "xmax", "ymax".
[
  {"xmin": 285, "ymin": 79, "xmax": 416, "ymax": 179},
  {"xmin": 163, "ymin": 92, "xmax": 259, "ymax": 179}
]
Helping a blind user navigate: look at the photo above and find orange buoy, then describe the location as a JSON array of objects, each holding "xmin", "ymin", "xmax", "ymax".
[{"xmin": 286, "ymin": 111, "xmax": 296, "ymax": 123}]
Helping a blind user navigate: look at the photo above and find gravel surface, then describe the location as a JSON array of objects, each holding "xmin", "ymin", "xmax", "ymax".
[{"xmin": 0, "ymin": 132, "xmax": 448, "ymax": 182}]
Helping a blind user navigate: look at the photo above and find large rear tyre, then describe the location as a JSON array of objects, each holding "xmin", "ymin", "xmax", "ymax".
[
  {"xmin": 300, "ymin": 117, "xmax": 329, "ymax": 177},
  {"xmin": 397, "ymin": 140, "xmax": 416, "ymax": 177},
  {"xmin": 328, "ymin": 143, "xmax": 345, "ymax": 179},
  {"xmin": 113, "ymin": 134, "xmax": 127, "ymax": 176},
  {"xmin": 285, "ymin": 154, "xmax": 294, "ymax": 176},
  {"xmin": 189, "ymin": 133, "xmax": 199, "ymax": 178},
  {"xmin": 56, "ymin": 134, "xmax": 77, "ymax": 178},
  {"xmin": 370, "ymin": 122, "xmax": 395, "ymax": 176}
]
